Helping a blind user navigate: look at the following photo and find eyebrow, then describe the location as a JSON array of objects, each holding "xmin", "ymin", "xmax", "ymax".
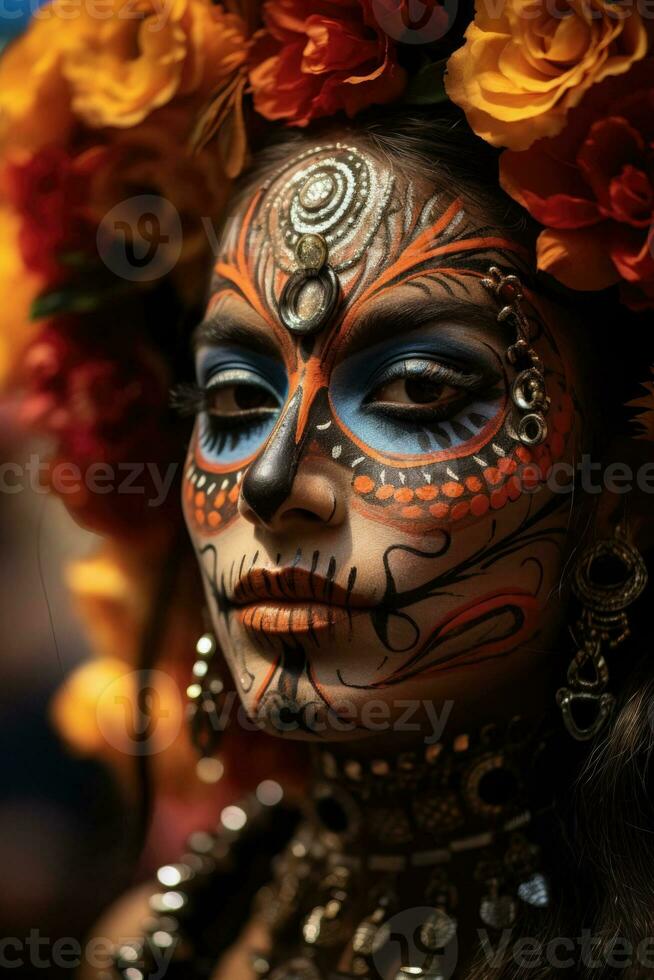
[
  {"xmin": 192, "ymin": 312, "xmax": 280, "ymax": 358},
  {"xmin": 345, "ymin": 292, "xmax": 511, "ymax": 358}
]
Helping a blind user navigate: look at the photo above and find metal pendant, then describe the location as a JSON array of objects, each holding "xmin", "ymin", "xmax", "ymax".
[
  {"xmin": 279, "ymin": 233, "xmax": 339, "ymax": 336},
  {"xmin": 566, "ymin": 642, "xmax": 609, "ymax": 693},
  {"xmin": 419, "ymin": 908, "xmax": 457, "ymax": 951},
  {"xmin": 517, "ymin": 872, "xmax": 550, "ymax": 908},
  {"xmin": 555, "ymin": 688, "xmax": 615, "ymax": 742},
  {"xmin": 479, "ymin": 893, "xmax": 517, "ymax": 930}
]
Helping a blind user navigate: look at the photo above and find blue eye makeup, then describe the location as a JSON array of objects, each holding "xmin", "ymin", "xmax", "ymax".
[
  {"xmin": 193, "ymin": 346, "xmax": 287, "ymax": 465},
  {"xmin": 330, "ymin": 331, "xmax": 503, "ymax": 457}
]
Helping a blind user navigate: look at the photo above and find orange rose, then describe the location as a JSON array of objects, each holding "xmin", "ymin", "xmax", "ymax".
[
  {"xmin": 61, "ymin": 0, "xmax": 248, "ymax": 131},
  {"xmin": 249, "ymin": 0, "xmax": 407, "ymax": 126},
  {"xmin": 445, "ymin": 0, "xmax": 648, "ymax": 151}
]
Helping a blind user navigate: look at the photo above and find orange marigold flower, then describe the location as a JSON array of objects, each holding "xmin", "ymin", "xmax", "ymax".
[
  {"xmin": 445, "ymin": 0, "xmax": 648, "ymax": 151},
  {"xmin": 249, "ymin": 0, "xmax": 407, "ymax": 127}
]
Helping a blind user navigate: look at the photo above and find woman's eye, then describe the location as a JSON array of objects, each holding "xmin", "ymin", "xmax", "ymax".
[
  {"xmin": 370, "ymin": 376, "xmax": 462, "ymax": 411},
  {"xmin": 196, "ymin": 365, "xmax": 285, "ymax": 465},
  {"xmin": 363, "ymin": 359, "xmax": 476, "ymax": 420},
  {"xmin": 206, "ymin": 382, "xmax": 279, "ymax": 418},
  {"xmin": 331, "ymin": 344, "xmax": 504, "ymax": 458}
]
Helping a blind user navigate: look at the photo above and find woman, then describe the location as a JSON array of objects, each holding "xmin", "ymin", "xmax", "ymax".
[
  {"xmin": 2, "ymin": 1, "xmax": 654, "ymax": 978},
  {"xmin": 103, "ymin": 110, "xmax": 653, "ymax": 979}
]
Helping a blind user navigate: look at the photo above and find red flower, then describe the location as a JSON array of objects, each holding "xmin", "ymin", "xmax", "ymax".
[
  {"xmin": 20, "ymin": 316, "xmax": 185, "ymax": 536},
  {"xmin": 4, "ymin": 146, "xmax": 104, "ymax": 284},
  {"xmin": 21, "ymin": 319, "xmax": 169, "ymax": 463},
  {"xmin": 500, "ymin": 59, "xmax": 654, "ymax": 311},
  {"xmin": 249, "ymin": 0, "xmax": 407, "ymax": 126}
]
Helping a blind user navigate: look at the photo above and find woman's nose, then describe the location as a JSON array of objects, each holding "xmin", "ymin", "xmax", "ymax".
[
  {"xmin": 238, "ymin": 389, "xmax": 345, "ymax": 531},
  {"xmin": 238, "ymin": 467, "xmax": 345, "ymax": 532}
]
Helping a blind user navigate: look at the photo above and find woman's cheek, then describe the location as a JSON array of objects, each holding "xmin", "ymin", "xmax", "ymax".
[{"xmin": 182, "ymin": 426, "xmax": 244, "ymax": 537}]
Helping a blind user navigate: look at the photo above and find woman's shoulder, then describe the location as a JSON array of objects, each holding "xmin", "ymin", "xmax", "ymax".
[
  {"xmin": 82, "ymin": 797, "xmax": 301, "ymax": 980},
  {"xmin": 78, "ymin": 882, "xmax": 154, "ymax": 980}
]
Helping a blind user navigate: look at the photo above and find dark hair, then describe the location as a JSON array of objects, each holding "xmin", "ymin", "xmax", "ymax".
[{"xmin": 241, "ymin": 104, "xmax": 654, "ymax": 979}]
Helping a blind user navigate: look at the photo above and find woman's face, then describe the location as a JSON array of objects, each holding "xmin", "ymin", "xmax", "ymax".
[{"xmin": 183, "ymin": 137, "xmax": 582, "ymax": 743}]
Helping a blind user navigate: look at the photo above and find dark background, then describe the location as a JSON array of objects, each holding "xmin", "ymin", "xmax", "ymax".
[{"xmin": 0, "ymin": 425, "xmax": 134, "ymax": 978}]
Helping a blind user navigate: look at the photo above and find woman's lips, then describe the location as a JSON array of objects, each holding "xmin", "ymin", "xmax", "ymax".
[
  {"xmin": 228, "ymin": 567, "xmax": 375, "ymax": 635},
  {"xmin": 234, "ymin": 602, "xmax": 354, "ymax": 634}
]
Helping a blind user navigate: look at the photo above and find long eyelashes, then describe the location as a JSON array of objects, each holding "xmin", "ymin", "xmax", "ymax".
[
  {"xmin": 363, "ymin": 359, "xmax": 499, "ymax": 424},
  {"xmin": 201, "ymin": 418, "xmax": 273, "ymax": 457},
  {"xmin": 172, "ymin": 382, "xmax": 278, "ymax": 424},
  {"xmin": 171, "ymin": 382, "xmax": 207, "ymax": 418},
  {"xmin": 172, "ymin": 382, "xmax": 279, "ymax": 459},
  {"xmin": 180, "ymin": 340, "xmax": 505, "ymax": 467}
]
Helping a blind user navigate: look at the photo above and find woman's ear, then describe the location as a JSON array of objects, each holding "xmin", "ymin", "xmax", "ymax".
[{"xmin": 593, "ymin": 435, "xmax": 654, "ymax": 554}]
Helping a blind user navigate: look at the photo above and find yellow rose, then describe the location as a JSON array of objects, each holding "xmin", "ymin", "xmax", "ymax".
[
  {"xmin": 445, "ymin": 0, "xmax": 648, "ymax": 150},
  {"xmin": 0, "ymin": 204, "xmax": 41, "ymax": 384},
  {"xmin": 62, "ymin": 0, "xmax": 248, "ymax": 130}
]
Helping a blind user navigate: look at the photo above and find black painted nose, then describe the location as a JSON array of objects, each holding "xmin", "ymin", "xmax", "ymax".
[{"xmin": 241, "ymin": 388, "xmax": 303, "ymax": 525}]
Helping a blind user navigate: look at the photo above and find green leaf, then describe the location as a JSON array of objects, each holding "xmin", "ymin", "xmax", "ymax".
[
  {"xmin": 58, "ymin": 251, "xmax": 98, "ymax": 269},
  {"xmin": 30, "ymin": 289, "xmax": 105, "ymax": 320},
  {"xmin": 404, "ymin": 59, "xmax": 448, "ymax": 106}
]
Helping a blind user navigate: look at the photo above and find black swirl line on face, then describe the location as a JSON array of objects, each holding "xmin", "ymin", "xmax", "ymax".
[
  {"xmin": 340, "ymin": 492, "xmax": 570, "ymax": 688},
  {"xmin": 197, "ymin": 484, "xmax": 570, "ymax": 718}
]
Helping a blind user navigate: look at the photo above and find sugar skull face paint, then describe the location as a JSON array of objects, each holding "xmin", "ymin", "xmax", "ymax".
[{"xmin": 182, "ymin": 139, "xmax": 582, "ymax": 741}]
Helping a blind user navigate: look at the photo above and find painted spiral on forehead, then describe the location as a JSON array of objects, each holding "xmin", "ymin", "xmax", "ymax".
[{"xmin": 265, "ymin": 143, "xmax": 395, "ymax": 274}]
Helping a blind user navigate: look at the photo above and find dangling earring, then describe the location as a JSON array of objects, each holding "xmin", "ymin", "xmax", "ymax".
[
  {"xmin": 482, "ymin": 266, "xmax": 551, "ymax": 447},
  {"xmin": 557, "ymin": 525, "xmax": 647, "ymax": 741},
  {"xmin": 186, "ymin": 630, "xmax": 227, "ymax": 760}
]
